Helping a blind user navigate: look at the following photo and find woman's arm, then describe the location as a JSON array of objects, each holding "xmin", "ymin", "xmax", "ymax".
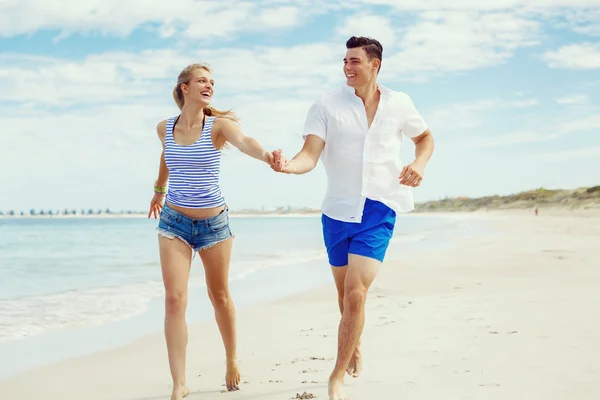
[
  {"xmin": 214, "ymin": 118, "xmax": 273, "ymax": 165},
  {"xmin": 155, "ymin": 120, "xmax": 169, "ymax": 187}
]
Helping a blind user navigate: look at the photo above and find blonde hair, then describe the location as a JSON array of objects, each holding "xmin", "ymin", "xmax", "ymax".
[{"xmin": 172, "ymin": 63, "xmax": 238, "ymax": 123}]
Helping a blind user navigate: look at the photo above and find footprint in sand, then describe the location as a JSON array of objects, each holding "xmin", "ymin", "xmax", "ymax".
[
  {"xmin": 301, "ymin": 368, "xmax": 319, "ymax": 374},
  {"xmin": 293, "ymin": 392, "xmax": 316, "ymax": 399}
]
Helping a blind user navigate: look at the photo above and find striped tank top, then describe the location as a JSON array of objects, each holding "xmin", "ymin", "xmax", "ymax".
[{"xmin": 164, "ymin": 115, "xmax": 225, "ymax": 209}]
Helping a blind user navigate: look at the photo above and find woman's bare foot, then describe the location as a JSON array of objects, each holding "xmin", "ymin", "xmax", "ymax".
[
  {"xmin": 328, "ymin": 375, "xmax": 349, "ymax": 400},
  {"xmin": 346, "ymin": 347, "xmax": 362, "ymax": 378},
  {"xmin": 171, "ymin": 384, "xmax": 189, "ymax": 400},
  {"xmin": 225, "ymin": 359, "xmax": 241, "ymax": 391}
]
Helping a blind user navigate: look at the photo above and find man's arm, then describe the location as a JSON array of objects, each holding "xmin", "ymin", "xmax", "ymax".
[
  {"xmin": 412, "ymin": 128, "xmax": 434, "ymax": 166},
  {"xmin": 399, "ymin": 128, "xmax": 434, "ymax": 187},
  {"xmin": 274, "ymin": 134, "xmax": 325, "ymax": 175}
]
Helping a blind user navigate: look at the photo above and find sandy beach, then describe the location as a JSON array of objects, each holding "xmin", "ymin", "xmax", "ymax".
[{"xmin": 1, "ymin": 209, "xmax": 599, "ymax": 400}]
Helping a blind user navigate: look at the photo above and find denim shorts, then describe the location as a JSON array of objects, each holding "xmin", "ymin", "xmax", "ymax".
[
  {"xmin": 322, "ymin": 198, "xmax": 396, "ymax": 267},
  {"xmin": 157, "ymin": 203, "xmax": 233, "ymax": 252}
]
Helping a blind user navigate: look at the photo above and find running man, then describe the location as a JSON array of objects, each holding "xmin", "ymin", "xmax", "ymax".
[{"xmin": 272, "ymin": 36, "xmax": 435, "ymax": 400}]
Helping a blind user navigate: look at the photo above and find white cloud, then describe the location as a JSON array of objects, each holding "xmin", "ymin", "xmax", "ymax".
[
  {"xmin": 543, "ymin": 42, "xmax": 600, "ymax": 69},
  {"xmin": 2, "ymin": 6, "xmax": 547, "ymax": 109},
  {"xmin": 380, "ymin": 11, "xmax": 541, "ymax": 80},
  {"xmin": 2, "ymin": 0, "xmax": 599, "ymax": 40},
  {"xmin": 544, "ymin": 8, "xmax": 600, "ymax": 37},
  {"xmin": 183, "ymin": 6, "xmax": 256, "ymax": 39},
  {"xmin": 572, "ymin": 25, "xmax": 600, "ymax": 37},
  {"xmin": 257, "ymin": 6, "xmax": 303, "ymax": 28},
  {"xmin": 0, "ymin": 0, "xmax": 197, "ymax": 38},
  {"xmin": 0, "ymin": 0, "xmax": 316, "ymax": 40},
  {"xmin": 349, "ymin": 0, "xmax": 600, "ymax": 11},
  {"xmin": 335, "ymin": 14, "xmax": 396, "ymax": 49},
  {"xmin": 556, "ymin": 94, "xmax": 589, "ymax": 104},
  {"xmin": 0, "ymin": 43, "xmax": 344, "ymax": 107}
]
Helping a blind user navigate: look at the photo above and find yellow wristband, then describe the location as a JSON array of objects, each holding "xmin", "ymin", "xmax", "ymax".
[{"xmin": 154, "ymin": 181, "xmax": 167, "ymax": 194}]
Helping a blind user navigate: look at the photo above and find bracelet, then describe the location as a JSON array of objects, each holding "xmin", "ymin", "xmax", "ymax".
[{"xmin": 154, "ymin": 181, "xmax": 167, "ymax": 195}]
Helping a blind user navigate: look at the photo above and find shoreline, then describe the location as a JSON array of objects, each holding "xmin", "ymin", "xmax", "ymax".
[
  {"xmin": 1, "ymin": 205, "xmax": 597, "ymax": 220},
  {"xmin": 1, "ymin": 209, "xmax": 599, "ymax": 399}
]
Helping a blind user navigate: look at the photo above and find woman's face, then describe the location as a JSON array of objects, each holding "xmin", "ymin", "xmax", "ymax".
[{"xmin": 182, "ymin": 68, "xmax": 214, "ymax": 107}]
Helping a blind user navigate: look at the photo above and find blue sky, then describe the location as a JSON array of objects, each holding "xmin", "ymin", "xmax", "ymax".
[{"xmin": 1, "ymin": 0, "xmax": 599, "ymax": 213}]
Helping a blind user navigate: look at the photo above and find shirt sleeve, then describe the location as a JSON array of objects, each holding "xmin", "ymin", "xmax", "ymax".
[
  {"xmin": 400, "ymin": 94, "xmax": 428, "ymax": 138},
  {"xmin": 302, "ymin": 101, "xmax": 327, "ymax": 141}
]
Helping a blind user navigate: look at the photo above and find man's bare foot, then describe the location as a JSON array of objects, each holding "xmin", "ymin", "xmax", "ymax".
[
  {"xmin": 171, "ymin": 384, "xmax": 189, "ymax": 400},
  {"xmin": 346, "ymin": 346, "xmax": 362, "ymax": 378},
  {"xmin": 225, "ymin": 359, "xmax": 241, "ymax": 391},
  {"xmin": 328, "ymin": 376, "xmax": 349, "ymax": 400}
]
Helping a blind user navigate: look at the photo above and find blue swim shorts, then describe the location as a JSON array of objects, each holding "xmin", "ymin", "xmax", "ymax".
[
  {"xmin": 157, "ymin": 203, "xmax": 233, "ymax": 252},
  {"xmin": 322, "ymin": 198, "xmax": 396, "ymax": 267}
]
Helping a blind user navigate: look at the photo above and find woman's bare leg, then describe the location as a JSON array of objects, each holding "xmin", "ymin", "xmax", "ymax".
[
  {"xmin": 159, "ymin": 236, "xmax": 193, "ymax": 400},
  {"xmin": 199, "ymin": 237, "xmax": 240, "ymax": 391}
]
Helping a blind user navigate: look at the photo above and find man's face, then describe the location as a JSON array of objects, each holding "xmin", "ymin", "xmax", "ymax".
[{"xmin": 343, "ymin": 47, "xmax": 379, "ymax": 88}]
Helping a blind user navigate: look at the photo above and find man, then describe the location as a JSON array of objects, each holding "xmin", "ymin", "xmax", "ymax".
[{"xmin": 272, "ymin": 36, "xmax": 435, "ymax": 400}]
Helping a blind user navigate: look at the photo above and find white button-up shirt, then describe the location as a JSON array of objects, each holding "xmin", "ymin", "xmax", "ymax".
[{"xmin": 303, "ymin": 84, "xmax": 428, "ymax": 223}]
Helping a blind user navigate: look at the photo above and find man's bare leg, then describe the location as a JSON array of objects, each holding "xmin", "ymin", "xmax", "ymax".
[
  {"xmin": 331, "ymin": 266, "xmax": 363, "ymax": 378},
  {"xmin": 328, "ymin": 254, "xmax": 380, "ymax": 400}
]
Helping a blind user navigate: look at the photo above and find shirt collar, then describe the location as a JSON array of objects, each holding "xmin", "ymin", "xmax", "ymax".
[{"xmin": 342, "ymin": 82, "xmax": 390, "ymax": 101}]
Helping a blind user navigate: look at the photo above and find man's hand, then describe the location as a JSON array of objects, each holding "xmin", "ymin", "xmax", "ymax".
[
  {"xmin": 270, "ymin": 136, "xmax": 324, "ymax": 175},
  {"xmin": 399, "ymin": 161, "xmax": 425, "ymax": 187},
  {"xmin": 271, "ymin": 149, "xmax": 291, "ymax": 173}
]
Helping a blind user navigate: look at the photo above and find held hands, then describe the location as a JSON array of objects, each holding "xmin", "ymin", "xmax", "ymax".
[
  {"xmin": 399, "ymin": 161, "xmax": 425, "ymax": 187},
  {"xmin": 270, "ymin": 149, "xmax": 291, "ymax": 173}
]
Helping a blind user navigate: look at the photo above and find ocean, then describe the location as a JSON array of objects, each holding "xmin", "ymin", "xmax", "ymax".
[{"xmin": 0, "ymin": 213, "xmax": 488, "ymax": 379}]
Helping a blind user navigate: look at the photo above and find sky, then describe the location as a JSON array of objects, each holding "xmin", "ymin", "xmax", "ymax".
[{"xmin": 1, "ymin": 0, "xmax": 599, "ymax": 213}]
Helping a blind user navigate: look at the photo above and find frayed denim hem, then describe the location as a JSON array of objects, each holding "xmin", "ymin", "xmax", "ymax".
[
  {"xmin": 157, "ymin": 228, "xmax": 194, "ymax": 249},
  {"xmin": 158, "ymin": 228, "xmax": 234, "ymax": 255},
  {"xmin": 197, "ymin": 231, "xmax": 234, "ymax": 252}
]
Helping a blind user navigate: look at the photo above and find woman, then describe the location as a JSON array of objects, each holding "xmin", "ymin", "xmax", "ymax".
[{"xmin": 148, "ymin": 63, "xmax": 274, "ymax": 400}]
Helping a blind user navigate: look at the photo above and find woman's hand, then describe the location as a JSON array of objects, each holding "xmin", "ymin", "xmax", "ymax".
[{"xmin": 148, "ymin": 193, "xmax": 165, "ymax": 219}]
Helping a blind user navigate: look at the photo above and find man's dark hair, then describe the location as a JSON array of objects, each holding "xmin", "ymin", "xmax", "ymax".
[{"xmin": 346, "ymin": 36, "xmax": 383, "ymax": 72}]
